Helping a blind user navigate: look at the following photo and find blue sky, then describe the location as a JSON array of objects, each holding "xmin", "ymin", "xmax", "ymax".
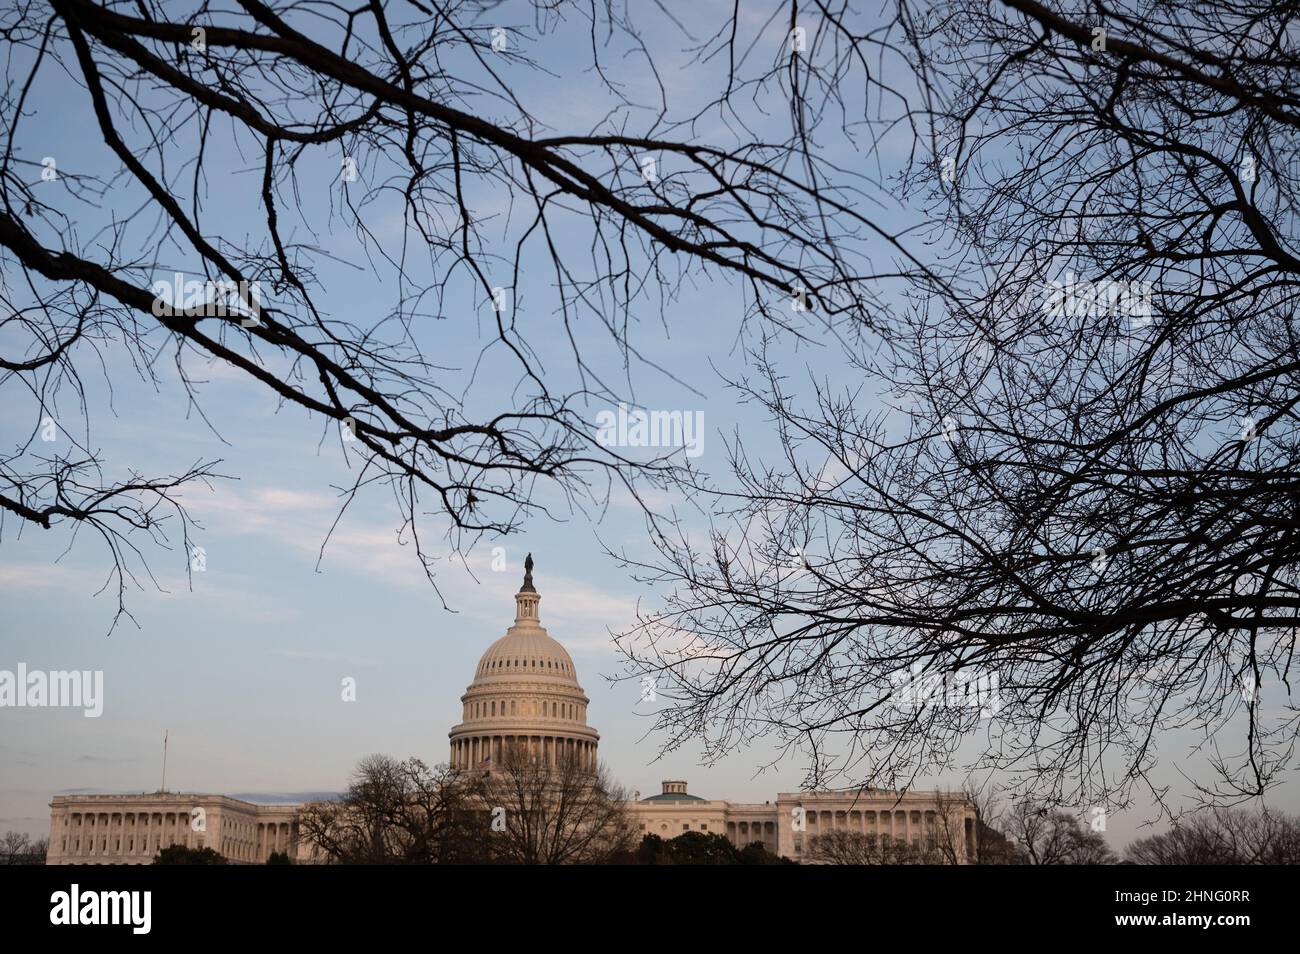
[{"xmin": 2, "ymin": 0, "xmax": 1296, "ymax": 853}]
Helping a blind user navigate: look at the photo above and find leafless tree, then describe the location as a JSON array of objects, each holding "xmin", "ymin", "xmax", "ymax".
[
  {"xmin": 929, "ymin": 789, "xmax": 977, "ymax": 864},
  {"xmin": 1126, "ymin": 807, "xmax": 1300, "ymax": 864},
  {"xmin": 471, "ymin": 740, "xmax": 635, "ymax": 864},
  {"xmin": 0, "ymin": 0, "xmax": 921, "ymax": 630},
  {"xmin": 616, "ymin": 0, "xmax": 1300, "ymax": 815},
  {"xmin": 298, "ymin": 755, "xmax": 487, "ymax": 863},
  {"xmin": 964, "ymin": 789, "xmax": 1024, "ymax": 865},
  {"xmin": 0, "ymin": 830, "xmax": 48, "ymax": 864},
  {"xmin": 1004, "ymin": 802, "xmax": 1115, "ymax": 865}
]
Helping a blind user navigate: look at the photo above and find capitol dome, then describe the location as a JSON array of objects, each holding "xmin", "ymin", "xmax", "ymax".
[{"xmin": 448, "ymin": 555, "xmax": 599, "ymax": 771}]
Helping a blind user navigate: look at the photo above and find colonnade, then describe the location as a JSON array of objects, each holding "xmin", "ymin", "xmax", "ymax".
[
  {"xmin": 50, "ymin": 807, "xmax": 298, "ymax": 863},
  {"xmin": 57, "ymin": 810, "xmax": 194, "ymax": 860},
  {"xmin": 450, "ymin": 734, "xmax": 597, "ymax": 771}
]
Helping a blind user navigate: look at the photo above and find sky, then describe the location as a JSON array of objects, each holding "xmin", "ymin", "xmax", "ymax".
[{"xmin": 2, "ymin": 0, "xmax": 1296, "ymax": 854}]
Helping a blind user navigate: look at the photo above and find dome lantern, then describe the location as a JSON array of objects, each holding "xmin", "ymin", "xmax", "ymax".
[{"xmin": 515, "ymin": 552, "xmax": 539, "ymax": 622}]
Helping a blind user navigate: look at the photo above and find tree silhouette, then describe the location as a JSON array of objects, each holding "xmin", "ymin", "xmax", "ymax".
[
  {"xmin": 616, "ymin": 0, "xmax": 1300, "ymax": 814},
  {"xmin": 0, "ymin": 0, "xmax": 918, "ymax": 628}
]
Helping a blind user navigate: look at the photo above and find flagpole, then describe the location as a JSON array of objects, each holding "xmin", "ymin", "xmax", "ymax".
[{"xmin": 160, "ymin": 730, "xmax": 168, "ymax": 792}]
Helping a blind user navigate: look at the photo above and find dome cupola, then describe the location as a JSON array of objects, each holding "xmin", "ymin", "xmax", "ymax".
[{"xmin": 448, "ymin": 555, "xmax": 600, "ymax": 772}]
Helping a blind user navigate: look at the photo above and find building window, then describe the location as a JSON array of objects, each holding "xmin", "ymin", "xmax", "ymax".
[
  {"xmin": 701, "ymin": 824, "xmax": 708, "ymax": 831},
  {"xmin": 683, "ymin": 824, "xmax": 689, "ymax": 831}
]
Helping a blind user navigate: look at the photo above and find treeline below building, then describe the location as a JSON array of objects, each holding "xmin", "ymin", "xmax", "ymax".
[
  {"xmin": 140, "ymin": 753, "xmax": 1300, "ymax": 865},
  {"xmin": 0, "ymin": 831, "xmax": 47, "ymax": 865}
]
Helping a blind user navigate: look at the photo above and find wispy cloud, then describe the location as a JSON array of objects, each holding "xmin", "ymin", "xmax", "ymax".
[{"xmin": 267, "ymin": 648, "xmax": 381, "ymax": 667}]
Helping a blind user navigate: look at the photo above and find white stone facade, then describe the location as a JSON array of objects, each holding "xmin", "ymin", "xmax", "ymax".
[
  {"xmin": 627, "ymin": 781, "xmax": 978, "ymax": 862},
  {"xmin": 46, "ymin": 793, "xmax": 305, "ymax": 865}
]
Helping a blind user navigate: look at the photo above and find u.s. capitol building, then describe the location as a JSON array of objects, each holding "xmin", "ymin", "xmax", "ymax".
[{"xmin": 46, "ymin": 558, "xmax": 977, "ymax": 864}]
